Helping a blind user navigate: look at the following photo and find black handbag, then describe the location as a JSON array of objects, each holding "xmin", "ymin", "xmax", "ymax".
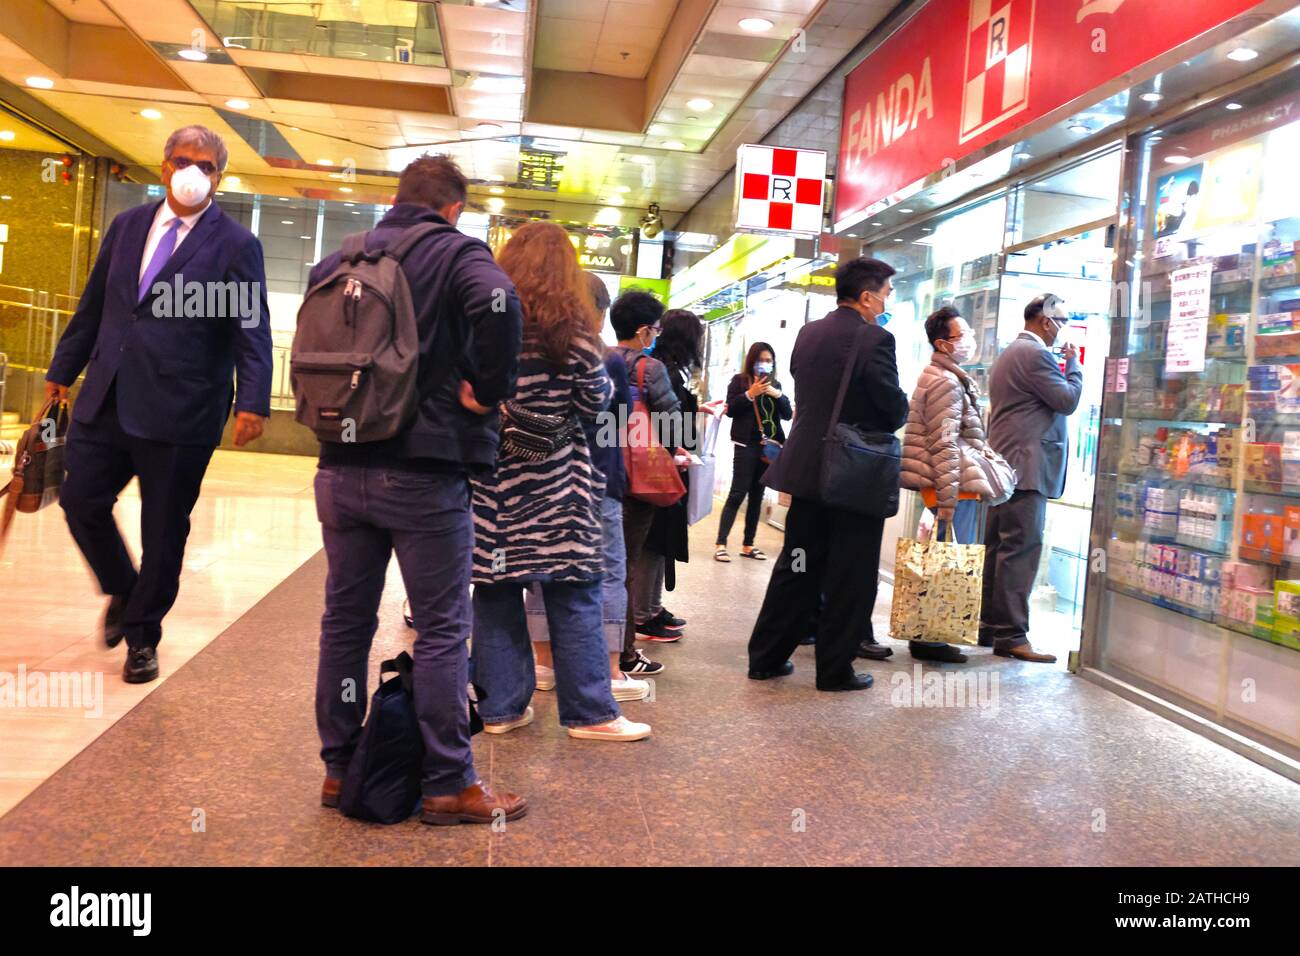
[
  {"xmin": 818, "ymin": 326, "xmax": 902, "ymax": 518},
  {"xmin": 338, "ymin": 652, "xmax": 424, "ymax": 824},
  {"xmin": 1, "ymin": 398, "xmax": 70, "ymax": 547},
  {"xmin": 498, "ymin": 400, "xmax": 577, "ymax": 463}
]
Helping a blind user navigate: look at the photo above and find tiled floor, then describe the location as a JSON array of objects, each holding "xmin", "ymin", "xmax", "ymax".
[
  {"xmin": 1, "ymin": 504, "xmax": 1297, "ymax": 866},
  {"xmin": 0, "ymin": 450, "xmax": 321, "ymax": 816}
]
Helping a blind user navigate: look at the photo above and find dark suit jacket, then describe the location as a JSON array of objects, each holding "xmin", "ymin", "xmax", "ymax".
[
  {"xmin": 47, "ymin": 200, "xmax": 273, "ymax": 447},
  {"xmin": 986, "ymin": 331, "xmax": 1083, "ymax": 498},
  {"xmin": 762, "ymin": 306, "xmax": 909, "ymax": 501}
]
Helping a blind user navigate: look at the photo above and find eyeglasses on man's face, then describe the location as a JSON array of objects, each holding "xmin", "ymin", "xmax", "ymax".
[{"xmin": 171, "ymin": 156, "xmax": 219, "ymax": 176}]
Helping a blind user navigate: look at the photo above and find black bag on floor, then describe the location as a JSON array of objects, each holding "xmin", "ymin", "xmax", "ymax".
[{"xmin": 338, "ymin": 652, "xmax": 423, "ymax": 824}]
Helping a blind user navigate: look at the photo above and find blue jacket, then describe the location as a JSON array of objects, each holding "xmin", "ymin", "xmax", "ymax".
[
  {"xmin": 310, "ymin": 204, "xmax": 523, "ymax": 472},
  {"xmin": 588, "ymin": 350, "xmax": 630, "ymax": 500},
  {"xmin": 47, "ymin": 200, "xmax": 273, "ymax": 446}
]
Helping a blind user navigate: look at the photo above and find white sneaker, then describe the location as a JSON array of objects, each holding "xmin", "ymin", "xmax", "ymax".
[
  {"xmin": 483, "ymin": 706, "xmax": 534, "ymax": 735},
  {"xmin": 611, "ymin": 676, "xmax": 650, "ymax": 701},
  {"xmin": 567, "ymin": 716, "xmax": 651, "ymax": 741},
  {"xmin": 535, "ymin": 665, "xmax": 555, "ymax": 691}
]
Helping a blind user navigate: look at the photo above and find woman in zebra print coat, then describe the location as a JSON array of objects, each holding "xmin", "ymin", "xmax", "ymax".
[{"xmin": 470, "ymin": 222, "xmax": 651, "ymax": 742}]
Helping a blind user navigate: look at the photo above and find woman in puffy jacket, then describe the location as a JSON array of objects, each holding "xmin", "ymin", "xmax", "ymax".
[{"xmin": 899, "ymin": 305, "xmax": 992, "ymax": 663}]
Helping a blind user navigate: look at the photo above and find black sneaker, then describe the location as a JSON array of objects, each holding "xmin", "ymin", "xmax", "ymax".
[
  {"xmin": 636, "ymin": 618, "xmax": 683, "ymax": 642},
  {"xmin": 620, "ymin": 649, "xmax": 665, "ymax": 676},
  {"xmin": 657, "ymin": 608, "xmax": 687, "ymax": 628}
]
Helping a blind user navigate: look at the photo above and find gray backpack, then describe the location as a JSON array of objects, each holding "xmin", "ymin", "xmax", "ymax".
[{"xmin": 291, "ymin": 222, "xmax": 454, "ymax": 443}]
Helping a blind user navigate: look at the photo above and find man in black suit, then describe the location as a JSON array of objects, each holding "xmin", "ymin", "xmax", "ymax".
[
  {"xmin": 45, "ymin": 125, "xmax": 273, "ymax": 684},
  {"xmin": 746, "ymin": 257, "xmax": 909, "ymax": 691}
]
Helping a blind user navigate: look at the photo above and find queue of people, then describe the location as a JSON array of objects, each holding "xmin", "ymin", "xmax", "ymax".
[{"xmin": 42, "ymin": 128, "xmax": 1082, "ymax": 830}]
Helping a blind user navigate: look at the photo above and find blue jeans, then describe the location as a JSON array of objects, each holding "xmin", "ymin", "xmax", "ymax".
[
  {"xmin": 912, "ymin": 498, "xmax": 980, "ymax": 650},
  {"xmin": 314, "ymin": 464, "xmax": 478, "ymax": 798},
  {"xmin": 532, "ymin": 495, "xmax": 625, "ymax": 652},
  {"xmin": 474, "ymin": 579, "xmax": 620, "ymax": 728}
]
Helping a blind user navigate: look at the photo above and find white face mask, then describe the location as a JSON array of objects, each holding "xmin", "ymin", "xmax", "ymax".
[
  {"xmin": 170, "ymin": 163, "xmax": 212, "ymax": 207},
  {"xmin": 949, "ymin": 338, "xmax": 975, "ymax": 364}
]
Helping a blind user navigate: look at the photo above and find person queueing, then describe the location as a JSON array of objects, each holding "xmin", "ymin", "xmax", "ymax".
[
  {"xmin": 471, "ymin": 222, "xmax": 651, "ymax": 742},
  {"xmin": 532, "ymin": 273, "xmax": 656, "ymax": 701},
  {"xmin": 899, "ymin": 306, "xmax": 995, "ymax": 663},
  {"xmin": 715, "ymin": 341, "xmax": 791, "ymax": 563},
  {"xmin": 612, "ymin": 291, "xmax": 679, "ymax": 677},
  {"xmin": 634, "ymin": 308, "xmax": 704, "ymax": 642}
]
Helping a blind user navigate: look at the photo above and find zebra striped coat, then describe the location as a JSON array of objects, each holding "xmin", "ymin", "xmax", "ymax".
[{"xmin": 471, "ymin": 339, "xmax": 613, "ymax": 584}]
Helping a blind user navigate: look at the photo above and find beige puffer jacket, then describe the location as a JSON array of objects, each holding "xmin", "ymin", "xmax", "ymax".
[{"xmin": 900, "ymin": 351, "xmax": 993, "ymax": 511}]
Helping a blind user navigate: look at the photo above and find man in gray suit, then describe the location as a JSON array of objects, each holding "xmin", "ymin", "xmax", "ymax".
[{"xmin": 980, "ymin": 293, "xmax": 1083, "ymax": 662}]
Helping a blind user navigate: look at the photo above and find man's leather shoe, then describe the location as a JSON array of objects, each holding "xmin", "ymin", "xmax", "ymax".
[
  {"xmin": 421, "ymin": 781, "xmax": 527, "ymax": 826},
  {"xmin": 910, "ymin": 642, "xmax": 969, "ymax": 663},
  {"xmin": 856, "ymin": 641, "xmax": 893, "ymax": 661},
  {"xmin": 103, "ymin": 595, "xmax": 129, "ymax": 649},
  {"xmin": 122, "ymin": 646, "xmax": 159, "ymax": 683},
  {"xmin": 321, "ymin": 776, "xmax": 342, "ymax": 809},
  {"xmin": 747, "ymin": 660, "xmax": 794, "ymax": 680},
  {"xmin": 817, "ymin": 672, "xmax": 874, "ymax": 692},
  {"xmin": 994, "ymin": 643, "xmax": 1057, "ymax": 663}
]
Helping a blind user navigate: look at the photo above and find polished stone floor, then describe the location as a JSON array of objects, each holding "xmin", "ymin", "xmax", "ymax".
[
  {"xmin": 0, "ymin": 451, "xmax": 321, "ymax": 816},
  {"xmin": 0, "ymin": 500, "xmax": 1297, "ymax": 866}
]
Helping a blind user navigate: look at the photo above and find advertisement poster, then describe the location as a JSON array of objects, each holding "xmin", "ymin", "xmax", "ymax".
[
  {"xmin": 1192, "ymin": 142, "xmax": 1264, "ymax": 234},
  {"xmin": 1166, "ymin": 263, "xmax": 1213, "ymax": 374},
  {"xmin": 1153, "ymin": 163, "xmax": 1204, "ymax": 252}
]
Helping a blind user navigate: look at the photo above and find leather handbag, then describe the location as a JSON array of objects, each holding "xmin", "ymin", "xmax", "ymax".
[
  {"xmin": 498, "ymin": 399, "xmax": 577, "ymax": 463},
  {"xmin": 1, "ymin": 398, "xmax": 71, "ymax": 544},
  {"xmin": 818, "ymin": 327, "xmax": 901, "ymax": 518},
  {"xmin": 623, "ymin": 357, "xmax": 686, "ymax": 507}
]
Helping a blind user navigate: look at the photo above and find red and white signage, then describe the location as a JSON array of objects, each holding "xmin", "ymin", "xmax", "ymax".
[
  {"xmin": 735, "ymin": 144, "xmax": 826, "ymax": 236},
  {"xmin": 835, "ymin": 0, "xmax": 1281, "ymax": 229}
]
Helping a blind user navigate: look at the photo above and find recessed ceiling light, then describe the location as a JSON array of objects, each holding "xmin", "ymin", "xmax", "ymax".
[
  {"xmin": 225, "ymin": 175, "xmax": 241, "ymax": 185},
  {"xmin": 278, "ymin": 197, "xmax": 289, "ymax": 201},
  {"xmin": 301, "ymin": 235, "xmax": 313, "ymax": 240},
  {"xmin": 1140, "ymin": 92, "xmax": 1162, "ymax": 103},
  {"xmin": 893, "ymin": 238, "xmax": 904, "ymax": 242},
  {"xmin": 846, "ymin": 233, "xmax": 858, "ymax": 238},
  {"xmin": 900, "ymin": 208, "xmax": 913, "ymax": 213},
  {"xmin": 686, "ymin": 98, "xmax": 713, "ymax": 112},
  {"xmin": 177, "ymin": 48, "xmax": 209, "ymax": 62},
  {"xmin": 317, "ymin": 158, "xmax": 333, "ymax": 166},
  {"xmin": 604, "ymin": 196, "xmax": 624, "ymax": 205},
  {"xmin": 1225, "ymin": 102, "xmax": 1244, "ymax": 110},
  {"xmin": 140, "ymin": 109, "xmax": 162, "ymax": 120},
  {"xmin": 1014, "ymin": 151, "xmax": 1033, "ymax": 160},
  {"xmin": 486, "ymin": 197, "xmax": 505, "ymax": 212},
  {"xmin": 343, "ymin": 202, "xmax": 355, "ymax": 207},
  {"xmin": 1068, "ymin": 123, "xmax": 1091, "ymax": 134},
  {"xmin": 1227, "ymin": 47, "xmax": 1258, "ymax": 61},
  {"xmin": 629, "ymin": 155, "xmax": 652, "ymax": 164},
  {"xmin": 226, "ymin": 99, "xmax": 251, "ymax": 110},
  {"xmin": 351, "ymin": 210, "xmax": 361, "ymax": 215},
  {"xmin": 738, "ymin": 17, "xmax": 774, "ymax": 32},
  {"xmin": 489, "ymin": 187, "xmax": 504, "ymax": 195},
  {"xmin": 664, "ymin": 140, "xmax": 685, "ymax": 149},
  {"xmin": 0, "ymin": 195, "xmax": 11, "ymax": 201},
  {"xmin": 339, "ymin": 186, "xmax": 352, "ymax": 193},
  {"xmin": 1164, "ymin": 155, "xmax": 1191, "ymax": 165},
  {"xmin": 0, "ymin": 131, "xmax": 14, "ymax": 142},
  {"xmin": 871, "ymin": 221, "xmax": 883, "ymax": 226},
  {"xmin": 281, "ymin": 220, "xmax": 295, "ymax": 225},
  {"xmin": 26, "ymin": 76, "xmax": 54, "ymax": 90}
]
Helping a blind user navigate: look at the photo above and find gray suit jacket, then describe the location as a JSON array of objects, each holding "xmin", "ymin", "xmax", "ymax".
[{"xmin": 986, "ymin": 331, "xmax": 1083, "ymax": 499}]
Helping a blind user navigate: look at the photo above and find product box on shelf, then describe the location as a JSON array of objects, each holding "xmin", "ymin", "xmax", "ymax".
[
  {"xmin": 1241, "ymin": 511, "xmax": 1286, "ymax": 563},
  {"xmin": 1253, "ymin": 313, "xmax": 1300, "ymax": 358},
  {"xmin": 1221, "ymin": 559, "xmax": 1275, "ymax": 591},
  {"xmin": 1271, "ymin": 581, "xmax": 1300, "ymax": 643},
  {"xmin": 1245, "ymin": 443, "xmax": 1283, "ymax": 484},
  {"xmin": 1206, "ymin": 312, "xmax": 1248, "ymax": 355}
]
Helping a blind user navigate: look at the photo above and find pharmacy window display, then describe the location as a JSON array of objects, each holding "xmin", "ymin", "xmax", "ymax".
[{"xmin": 1102, "ymin": 80, "xmax": 1300, "ymax": 662}]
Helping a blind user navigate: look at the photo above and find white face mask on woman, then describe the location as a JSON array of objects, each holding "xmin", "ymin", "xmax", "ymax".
[{"xmin": 948, "ymin": 338, "xmax": 975, "ymax": 364}]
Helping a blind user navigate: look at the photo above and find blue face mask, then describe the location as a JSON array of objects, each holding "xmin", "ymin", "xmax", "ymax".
[
  {"xmin": 876, "ymin": 311, "xmax": 892, "ymax": 327},
  {"xmin": 643, "ymin": 338, "xmax": 656, "ymax": 355},
  {"xmin": 754, "ymin": 361, "xmax": 774, "ymax": 377}
]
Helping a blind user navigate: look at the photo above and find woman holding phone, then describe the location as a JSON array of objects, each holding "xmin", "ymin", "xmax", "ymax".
[{"xmin": 715, "ymin": 341, "xmax": 791, "ymax": 562}]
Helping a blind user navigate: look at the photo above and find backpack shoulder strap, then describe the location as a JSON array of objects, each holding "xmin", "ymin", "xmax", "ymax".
[
  {"xmin": 383, "ymin": 221, "xmax": 458, "ymax": 262},
  {"xmin": 339, "ymin": 232, "xmax": 371, "ymax": 265}
]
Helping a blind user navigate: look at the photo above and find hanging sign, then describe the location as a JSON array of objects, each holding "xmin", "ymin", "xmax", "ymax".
[{"xmin": 734, "ymin": 144, "xmax": 826, "ymax": 236}]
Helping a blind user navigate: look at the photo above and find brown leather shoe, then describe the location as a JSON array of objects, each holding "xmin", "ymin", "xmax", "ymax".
[
  {"xmin": 421, "ymin": 781, "xmax": 527, "ymax": 826},
  {"xmin": 321, "ymin": 776, "xmax": 342, "ymax": 808},
  {"xmin": 994, "ymin": 644, "xmax": 1057, "ymax": 663}
]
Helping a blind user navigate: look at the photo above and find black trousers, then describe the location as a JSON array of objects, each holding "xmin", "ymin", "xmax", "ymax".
[
  {"xmin": 747, "ymin": 495, "xmax": 885, "ymax": 687},
  {"xmin": 979, "ymin": 488, "xmax": 1047, "ymax": 650},
  {"xmin": 621, "ymin": 495, "xmax": 657, "ymax": 656},
  {"xmin": 716, "ymin": 443, "xmax": 768, "ymax": 547},
  {"xmin": 59, "ymin": 392, "xmax": 216, "ymax": 650}
]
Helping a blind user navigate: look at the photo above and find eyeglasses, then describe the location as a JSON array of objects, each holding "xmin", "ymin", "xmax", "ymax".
[{"xmin": 171, "ymin": 156, "xmax": 218, "ymax": 176}]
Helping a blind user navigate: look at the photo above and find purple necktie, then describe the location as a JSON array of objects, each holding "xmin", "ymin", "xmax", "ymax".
[{"xmin": 138, "ymin": 217, "xmax": 183, "ymax": 301}]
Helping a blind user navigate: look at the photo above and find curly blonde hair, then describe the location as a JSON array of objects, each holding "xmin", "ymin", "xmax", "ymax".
[{"xmin": 497, "ymin": 221, "xmax": 603, "ymax": 366}]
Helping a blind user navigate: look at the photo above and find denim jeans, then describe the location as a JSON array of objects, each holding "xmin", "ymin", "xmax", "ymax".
[
  {"xmin": 314, "ymin": 464, "xmax": 478, "ymax": 798},
  {"xmin": 474, "ymin": 579, "xmax": 620, "ymax": 727},
  {"xmin": 532, "ymin": 495, "xmax": 625, "ymax": 652}
]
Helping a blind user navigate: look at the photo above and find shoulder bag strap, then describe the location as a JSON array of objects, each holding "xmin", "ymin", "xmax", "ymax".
[
  {"xmin": 824, "ymin": 324, "xmax": 869, "ymax": 442},
  {"xmin": 383, "ymin": 221, "xmax": 457, "ymax": 261}
]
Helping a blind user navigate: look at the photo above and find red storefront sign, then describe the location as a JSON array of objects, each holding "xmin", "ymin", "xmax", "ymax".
[{"xmin": 834, "ymin": 0, "xmax": 1278, "ymax": 228}]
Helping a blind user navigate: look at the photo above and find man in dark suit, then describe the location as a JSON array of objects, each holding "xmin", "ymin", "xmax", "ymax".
[
  {"xmin": 45, "ymin": 125, "xmax": 272, "ymax": 684},
  {"xmin": 746, "ymin": 258, "xmax": 909, "ymax": 691},
  {"xmin": 980, "ymin": 293, "xmax": 1083, "ymax": 662}
]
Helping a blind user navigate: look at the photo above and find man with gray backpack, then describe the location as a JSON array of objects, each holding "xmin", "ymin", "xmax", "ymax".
[{"xmin": 295, "ymin": 154, "xmax": 526, "ymax": 825}]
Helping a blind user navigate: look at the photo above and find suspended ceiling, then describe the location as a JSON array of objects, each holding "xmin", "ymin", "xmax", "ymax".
[{"xmin": 0, "ymin": 0, "xmax": 896, "ymax": 228}]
